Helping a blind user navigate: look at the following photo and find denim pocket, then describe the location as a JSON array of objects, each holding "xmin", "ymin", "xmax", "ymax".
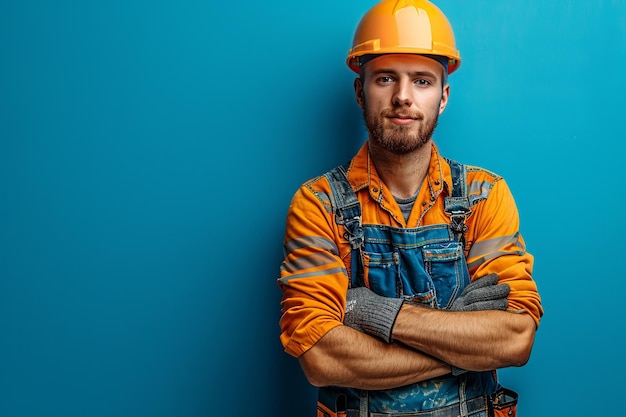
[
  {"xmin": 364, "ymin": 249, "xmax": 438, "ymax": 304},
  {"xmin": 363, "ymin": 251, "xmax": 399, "ymax": 297},
  {"xmin": 422, "ymin": 242, "xmax": 469, "ymax": 308}
]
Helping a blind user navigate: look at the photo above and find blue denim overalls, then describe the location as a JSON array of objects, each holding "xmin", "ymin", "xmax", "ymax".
[{"xmin": 318, "ymin": 160, "xmax": 500, "ymax": 417}]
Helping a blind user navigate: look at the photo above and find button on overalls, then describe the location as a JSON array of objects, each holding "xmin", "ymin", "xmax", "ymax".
[{"xmin": 317, "ymin": 161, "xmax": 501, "ymax": 417}]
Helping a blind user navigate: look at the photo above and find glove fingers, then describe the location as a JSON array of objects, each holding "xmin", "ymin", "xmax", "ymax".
[
  {"xmin": 459, "ymin": 298, "xmax": 508, "ymax": 312},
  {"xmin": 462, "ymin": 284, "xmax": 510, "ymax": 304},
  {"xmin": 459, "ymin": 273, "xmax": 499, "ymax": 296}
]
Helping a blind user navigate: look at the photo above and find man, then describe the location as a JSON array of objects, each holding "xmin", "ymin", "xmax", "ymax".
[{"xmin": 278, "ymin": 1, "xmax": 543, "ymax": 416}]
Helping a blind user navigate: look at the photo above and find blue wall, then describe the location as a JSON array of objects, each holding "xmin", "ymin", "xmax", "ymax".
[{"xmin": 1, "ymin": 1, "xmax": 624, "ymax": 416}]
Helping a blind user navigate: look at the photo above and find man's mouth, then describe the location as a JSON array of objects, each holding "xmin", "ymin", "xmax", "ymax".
[
  {"xmin": 387, "ymin": 112, "xmax": 422, "ymax": 125},
  {"xmin": 385, "ymin": 110, "xmax": 423, "ymax": 120},
  {"xmin": 389, "ymin": 116, "xmax": 417, "ymax": 125}
]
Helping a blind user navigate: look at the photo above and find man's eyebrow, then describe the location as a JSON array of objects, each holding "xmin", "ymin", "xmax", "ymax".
[
  {"xmin": 410, "ymin": 70, "xmax": 438, "ymax": 78},
  {"xmin": 370, "ymin": 68, "xmax": 438, "ymax": 79},
  {"xmin": 369, "ymin": 68, "xmax": 397, "ymax": 77}
]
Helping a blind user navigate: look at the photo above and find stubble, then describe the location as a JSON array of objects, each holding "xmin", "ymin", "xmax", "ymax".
[{"xmin": 364, "ymin": 104, "xmax": 439, "ymax": 155}]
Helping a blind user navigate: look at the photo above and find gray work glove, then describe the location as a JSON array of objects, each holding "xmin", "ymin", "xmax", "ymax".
[
  {"xmin": 344, "ymin": 287, "xmax": 404, "ymax": 343},
  {"xmin": 448, "ymin": 273, "xmax": 510, "ymax": 312}
]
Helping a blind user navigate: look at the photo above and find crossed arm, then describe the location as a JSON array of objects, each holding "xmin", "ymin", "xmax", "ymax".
[
  {"xmin": 286, "ymin": 178, "xmax": 541, "ymax": 390},
  {"xmin": 392, "ymin": 304, "xmax": 536, "ymax": 372},
  {"xmin": 298, "ymin": 281, "xmax": 536, "ymax": 390},
  {"xmin": 299, "ymin": 324, "xmax": 451, "ymax": 390}
]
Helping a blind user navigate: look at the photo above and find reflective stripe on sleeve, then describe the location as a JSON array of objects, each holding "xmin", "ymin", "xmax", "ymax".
[
  {"xmin": 279, "ymin": 266, "xmax": 348, "ymax": 282},
  {"xmin": 468, "ymin": 180, "xmax": 493, "ymax": 204},
  {"xmin": 467, "ymin": 232, "xmax": 526, "ymax": 269},
  {"xmin": 283, "ymin": 235, "xmax": 339, "ymax": 257},
  {"xmin": 279, "ymin": 235, "xmax": 345, "ymax": 282}
]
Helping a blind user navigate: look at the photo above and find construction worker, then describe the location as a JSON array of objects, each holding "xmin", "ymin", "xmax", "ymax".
[{"xmin": 278, "ymin": 0, "xmax": 543, "ymax": 416}]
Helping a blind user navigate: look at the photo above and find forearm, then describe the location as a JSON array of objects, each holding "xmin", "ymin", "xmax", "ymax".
[
  {"xmin": 299, "ymin": 325, "xmax": 451, "ymax": 390},
  {"xmin": 392, "ymin": 305, "xmax": 536, "ymax": 371}
]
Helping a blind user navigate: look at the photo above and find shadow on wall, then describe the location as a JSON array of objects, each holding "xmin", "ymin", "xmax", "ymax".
[
  {"xmin": 271, "ymin": 74, "xmax": 364, "ymax": 417},
  {"xmin": 275, "ymin": 342, "xmax": 318, "ymax": 416}
]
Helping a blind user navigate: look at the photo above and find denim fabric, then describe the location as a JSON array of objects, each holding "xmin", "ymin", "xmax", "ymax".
[
  {"xmin": 346, "ymin": 393, "xmax": 490, "ymax": 416},
  {"xmin": 346, "ymin": 223, "xmax": 497, "ymax": 411},
  {"xmin": 320, "ymin": 164, "xmax": 497, "ymax": 415},
  {"xmin": 361, "ymin": 223, "xmax": 467, "ymax": 308}
]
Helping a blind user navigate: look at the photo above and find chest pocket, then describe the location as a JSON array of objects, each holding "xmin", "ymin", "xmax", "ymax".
[
  {"xmin": 361, "ymin": 226, "xmax": 468, "ymax": 308},
  {"xmin": 422, "ymin": 241, "xmax": 466, "ymax": 308}
]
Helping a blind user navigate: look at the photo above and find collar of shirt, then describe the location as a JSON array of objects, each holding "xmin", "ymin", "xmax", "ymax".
[{"xmin": 344, "ymin": 141, "xmax": 453, "ymax": 226}]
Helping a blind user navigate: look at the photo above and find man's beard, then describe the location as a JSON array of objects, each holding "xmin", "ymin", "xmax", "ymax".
[{"xmin": 364, "ymin": 106, "xmax": 439, "ymax": 155}]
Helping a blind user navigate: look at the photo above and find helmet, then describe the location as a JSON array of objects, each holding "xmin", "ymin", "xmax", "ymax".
[{"xmin": 346, "ymin": 0, "xmax": 461, "ymax": 74}]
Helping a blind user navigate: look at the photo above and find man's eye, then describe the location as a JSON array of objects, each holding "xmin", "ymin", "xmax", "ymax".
[
  {"xmin": 378, "ymin": 76, "xmax": 394, "ymax": 83},
  {"xmin": 415, "ymin": 79, "xmax": 431, "ymax": 86}
]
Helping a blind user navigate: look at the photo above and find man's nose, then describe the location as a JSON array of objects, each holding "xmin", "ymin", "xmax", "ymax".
[{"xmin": 392, "ymin": 79, "xmax": 413, "ymax": 107}]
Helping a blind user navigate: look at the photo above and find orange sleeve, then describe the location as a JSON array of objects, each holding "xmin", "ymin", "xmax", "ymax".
[
  {"xmin": 466, "ymin": 177, "xmax": 544, "ymax": 327},
  {"xmin": 277, "ymin": 180, "xmax": 350, "ymax": 357}
]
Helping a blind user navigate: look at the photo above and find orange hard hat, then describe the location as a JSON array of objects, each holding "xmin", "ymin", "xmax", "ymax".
[{"xmin": 347, "ymin": 0, "xmax": 461, "ymax": 74}]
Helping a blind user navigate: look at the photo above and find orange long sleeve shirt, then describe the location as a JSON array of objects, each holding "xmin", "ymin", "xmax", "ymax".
[{"xmin": 278, "ymin": 142, "xmax": 543, "ymax": 358}]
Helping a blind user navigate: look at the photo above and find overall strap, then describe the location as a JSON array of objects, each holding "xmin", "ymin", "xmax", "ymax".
[
  {"xmin": 324, "ymin": 164, "xmax": 369, "ymax": 417},
  {"xmin": 323, "ymin": 164, "xmax": 365, "ymax": 288},
  {"xmin": 444, "ymin": 158, "xmax": 473, "ymax": 416},
  {"xmin": 444, "ymin": 158, "xmax": 471, "ymax": 249}
]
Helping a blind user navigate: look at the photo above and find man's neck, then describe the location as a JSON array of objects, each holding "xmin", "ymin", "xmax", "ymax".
[{"xmin": 369, "ymin": 140, "xmax": 432, "ymax": 199}]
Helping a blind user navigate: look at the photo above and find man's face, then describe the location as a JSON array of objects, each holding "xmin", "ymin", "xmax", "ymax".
[{"xmin": 356, "ymin": 54, "xmax": 450, "ymax": 155}]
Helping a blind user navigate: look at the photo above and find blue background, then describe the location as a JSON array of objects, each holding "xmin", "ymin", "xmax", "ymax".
[{"xmin": 1, "ymin": 1, "xmax": 624, "ymax": 416}]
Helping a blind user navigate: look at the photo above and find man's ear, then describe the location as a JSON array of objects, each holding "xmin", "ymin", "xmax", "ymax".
[
  {"xmin": 439, "ymin": 84, "xmax": 450, "ymax": 115},
  {"xmin": 354, "ymin": 77, "xmax": 364, "ymax": 108}
]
